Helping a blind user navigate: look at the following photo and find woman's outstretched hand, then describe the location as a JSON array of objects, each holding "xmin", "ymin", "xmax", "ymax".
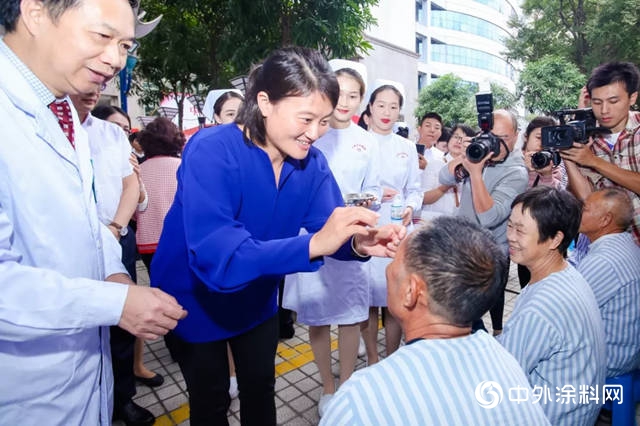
[
  {"xmin": 309, "ymin": 206, "xmax": 407, "ymax": 259},
  {"xmin": 309, "ymin": 206, "xmax": 380, "ymax": 259},
  {"xmin": 354, "ymin": 224, "xmax": 407, "ymax": 258}
]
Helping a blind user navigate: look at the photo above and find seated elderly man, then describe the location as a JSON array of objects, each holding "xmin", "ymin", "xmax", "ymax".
[
  {"xmin": 577, "ymin": 188, "xmax": 640, "ymax": 377},
  {"xmin": 498, "ymin": 186, "xmax": 606, "ymax": 426},
  {"xmin": 320, "ymin": 217, "xmax": 549, "ymax": 425}
]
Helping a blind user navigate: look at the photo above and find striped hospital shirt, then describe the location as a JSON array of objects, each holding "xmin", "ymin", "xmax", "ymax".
[
  {"xmin": 576, "ymin": 232, "xmax": 640, "ymax": 377},
  {"xmin": 320, "ymin": 331, "xmax": 549, "ymax": 426},
  {"xmin": 498, "ymin": 265, "xmax": 606, "ymax": 426}
]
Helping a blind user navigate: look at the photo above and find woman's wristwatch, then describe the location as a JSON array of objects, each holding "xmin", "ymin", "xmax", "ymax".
[{"xmin": 108, "ymin": 221, "xmax": 128, "ymax": 237}]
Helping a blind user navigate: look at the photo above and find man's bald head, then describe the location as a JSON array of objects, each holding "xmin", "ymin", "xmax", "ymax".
[
  {"xmin": 579, "ymin": 188, "xmax": 634, "ymax": 241},
  {"xmin": 492, "ymin": 109, "xmax": 519, "ymax": 150}
]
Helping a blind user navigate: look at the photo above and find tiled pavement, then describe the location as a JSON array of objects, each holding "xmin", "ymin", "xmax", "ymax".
[{"xmin": 114, "ymin": 261, "xmax": 639, "ymax": 426}]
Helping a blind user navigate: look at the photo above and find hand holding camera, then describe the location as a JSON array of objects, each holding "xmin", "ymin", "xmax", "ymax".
[
  {"xmin": 540, "ymin": 108, "xmax": 610, "ymax": 168},
  {"xmin": 454, "ymin": 92, "xmax": 505, "ymax": 181}
]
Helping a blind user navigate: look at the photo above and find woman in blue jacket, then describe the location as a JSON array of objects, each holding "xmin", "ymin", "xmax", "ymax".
[{"xmin": 151, "ymin": 47, "xmax": 404, "ymax": 426}]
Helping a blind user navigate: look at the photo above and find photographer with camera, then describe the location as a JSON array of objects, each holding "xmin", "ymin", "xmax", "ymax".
[
  {"xmin": 523, "ymin": 116, "xmax": 568, "ymax": 190},
  {"xmin": 440, "ymin": 103, "xmax": 528, "ymax": 335},
  {"xmin": 560, "ymin": 61, "xmax": 640, "ymax": 245}
]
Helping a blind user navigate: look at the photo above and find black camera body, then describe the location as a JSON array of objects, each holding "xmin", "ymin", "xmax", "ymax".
[
  {"xmin": 531, "ymin": 149, "xmax": 561, "ymax": 170},
  {"xmin": 466, "ymin": 93, "xmax": 502, "ymax": 163},
  {"xmin": 541, "ymin": 108, "xmax": 610, "ymax": 149}
]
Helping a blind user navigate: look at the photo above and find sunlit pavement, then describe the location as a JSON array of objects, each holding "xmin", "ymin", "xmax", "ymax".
[{"xmin": 113, "ymin": 262, "xmax": 639, "ymax": 425}]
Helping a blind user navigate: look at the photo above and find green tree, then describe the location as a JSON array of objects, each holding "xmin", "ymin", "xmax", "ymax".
[
  {"xmin": 133, "ymin": 0, "xmax": 379, "ymax": 129},
  {"xmin": 222, "ymin": 0, "xmax": 378, "ymax": 72},
  {"xmin": 134, "ymin": 1, "xmax": 230, "ymax": 130},
  {"xmin": 414, "ymin": 74, "xmax": 516, "ymax": 128},
  {"xmin": 490, "ymin": 82, "xmax": 519, "ymax": 111},
  {"xmin": 517, "ymin": 55, "xmax": 586, "ymax": 115},
  {"xmin": 506, "ymin": 0, "xmax": 640, "ymax": 73},
  {"xmin": 415, "ymin": 74, "xmax": 476, "ymax": 128},
  {"xmin": 588, "ymin": 0, "xmax": 640, "ymax": 71}
]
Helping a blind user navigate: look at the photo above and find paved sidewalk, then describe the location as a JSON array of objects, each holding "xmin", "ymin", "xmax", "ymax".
[{"xmin": 115, "ymin": 261, "xmax": 639, "ymax": 425}]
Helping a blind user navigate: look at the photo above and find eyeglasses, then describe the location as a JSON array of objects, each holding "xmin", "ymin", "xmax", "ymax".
[{"xmin": 451, "ymin": 135, "xmax": 464, "ymax": 142}]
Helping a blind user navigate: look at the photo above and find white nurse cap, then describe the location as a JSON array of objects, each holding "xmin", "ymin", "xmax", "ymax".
[
  {"xmin": 328, "ymin": 59, "xmax": 368, "ymax": 91},
  {"xmin": 202, "ymin": 89, "xmax": 243, "ymax": 122}
]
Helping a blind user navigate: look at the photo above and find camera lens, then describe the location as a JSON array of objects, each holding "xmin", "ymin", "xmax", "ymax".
[
  {"xmin": 466, "ymin": 141, "xmax": 488, "ymax": 163},
  {"xmin": 531, "ymin": 151, "xmax": 552, "ymax": 169}
]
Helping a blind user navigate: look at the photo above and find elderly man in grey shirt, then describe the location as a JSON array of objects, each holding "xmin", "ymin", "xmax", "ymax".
[{"xmin": 440, "ymin": 109, "xmax": 528, "ymax": 334}]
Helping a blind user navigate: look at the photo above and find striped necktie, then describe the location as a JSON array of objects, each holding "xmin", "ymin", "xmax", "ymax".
[{"xmin": 49, "ymin": 100, "xmax": 75, "ymax": 148}]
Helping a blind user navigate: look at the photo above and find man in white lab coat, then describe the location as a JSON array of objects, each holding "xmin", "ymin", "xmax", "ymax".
[{"xmin": 0, "ymin": 1, "xmax": 186, "ymax": 425}]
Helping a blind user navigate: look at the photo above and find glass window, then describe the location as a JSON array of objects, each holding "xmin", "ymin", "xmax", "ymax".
[
  {"xmin": 473, "ymin": 0, "xmax": 515, "ymax": 17},
  {"xmin": 416, "ymin": 37, "xmax": 427, "ymax": 61},
  {"xmin": 416, "ymin": 1, "xmax": 427, "ymax": 25},
  {"xmin": 430, "ymin": 10, "xmax": 510, "ymax": 43},
  {"xmin": 430, "ymin": 43, "xmax": 515, "ymax": 79}
]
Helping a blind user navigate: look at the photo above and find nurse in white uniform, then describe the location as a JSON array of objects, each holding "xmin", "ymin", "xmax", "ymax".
[
  {"xmin": 283, "ymin": 60, "xmax": 381, "ymax": 417},
  {"xmin": 364, "ymin": 80, "xmax": 422, "ymax": 365}
]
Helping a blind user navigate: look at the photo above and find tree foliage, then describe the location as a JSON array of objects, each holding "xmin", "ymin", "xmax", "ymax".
[
  {"xmin": 222, "ymin": 0, "xmax": 378, "ymax": 72},
  {"xmin": 133, "ymin": 0, "xmax": 378, "ymax": 128},
  {"xmin": 517, "ymin": 55, "xmax": 586, "ymax": 115},
  {"xmin": 506, "ymin": 0, "xmax": 640, "ymax": 73},
  {"xmin": 134, "ymin": 0, "xmax": 229, "ymax": 129},
  {"xmin": 414, "ymin": 74, "xmax": 516, "ymax": 129}
]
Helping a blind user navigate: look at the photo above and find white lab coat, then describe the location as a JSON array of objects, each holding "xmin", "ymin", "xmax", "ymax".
[
  {"xmin": 367, "ymin": 131, "xmax": 422, "ymax": 306},
  {"xmin": 0, "ymin": 43, "xmax": 129, "ymax": 425},
  {"xmin": 282, "ymin": 124, "xmax": 381, "ymax": 325}
]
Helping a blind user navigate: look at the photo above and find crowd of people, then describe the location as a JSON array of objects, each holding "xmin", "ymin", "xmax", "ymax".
[{"xmin": 0, "ymin": 1, "xmax": 639, "ymax": 426}]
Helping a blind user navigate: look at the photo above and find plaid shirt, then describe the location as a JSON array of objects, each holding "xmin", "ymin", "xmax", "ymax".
[{"xmin": 579, "ymin": 111, "xmax": 640, "ymax": 244}]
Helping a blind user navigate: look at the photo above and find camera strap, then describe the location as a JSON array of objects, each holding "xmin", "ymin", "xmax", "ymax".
[{"xmin": 487, "ymin": 139, "xmax": 511, "ymax": 166}]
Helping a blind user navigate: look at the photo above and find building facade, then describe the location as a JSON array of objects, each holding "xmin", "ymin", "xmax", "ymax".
[{"xmin": 362, "ymin": 0, "xmax": 520, "ymax": 136}]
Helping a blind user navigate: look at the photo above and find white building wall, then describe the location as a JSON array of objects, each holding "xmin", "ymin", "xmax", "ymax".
[{"xmin": 363, "ymin": 0, "xmax": 420, "ymax": 137}]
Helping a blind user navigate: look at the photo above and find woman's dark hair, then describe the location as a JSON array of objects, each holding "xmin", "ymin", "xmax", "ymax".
[
  {"xmin": 368, "ymin": 85, "xmax": 403, "ymax": 109},
  {"xmin": 138, "ymin": 117, "xmax": 185, "ymax": 159},
  {"xmin": 213, "ymin": 91, "xmax": 244, "ymax": 118},
  {"xmin": 448, "ymin": 124, "xmax": 476, "ymax": 141},
  {"xmin": 357, "ymin": 105, "xmax": 371, "ymax": 130},
  {"xmin": 511, "ymin": 186, "xmax": 583, "ymax": 258},
  {"xmin": 439, "ymin": 126, "xmax": 452, "ymax": 142},
  {"xmin": 92, "ymin": 104, "xmax": 131, "ymax": 128},
  {"xmin": 523, "ymin": 116, "xmax": 557, "ymax": 151},
  {"xmin": 335, "ymin": 68, "xmax": 366, "ymax": 97},
  {"xmin": 128, "ymin": 131, "xmax": 139, "ymax": 144},
  {"xmin": 235, "ymin": 46, "xmax": 339, "ymax": 146}
]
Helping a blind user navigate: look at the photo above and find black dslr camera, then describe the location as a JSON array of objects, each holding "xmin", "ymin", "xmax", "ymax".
[
  {"xmin": 455, "ymin": 92, "xmax": 502, "ymax": 181},
  {"xmin": 541, "ymin": 108, "xmax": 610, "ymax": 149},
  {"xmin": 531, "ymin": 149, "xmax": 561, "ymax": 170},
  {"xmin": 466, "ymin": 92, "xmax": 502, "ymax": 163}
]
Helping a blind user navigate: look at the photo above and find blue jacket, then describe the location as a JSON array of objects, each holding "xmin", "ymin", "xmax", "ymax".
[{"xmin": 152, "ymin": 124, "xmax": 353, "ymax": 341}]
